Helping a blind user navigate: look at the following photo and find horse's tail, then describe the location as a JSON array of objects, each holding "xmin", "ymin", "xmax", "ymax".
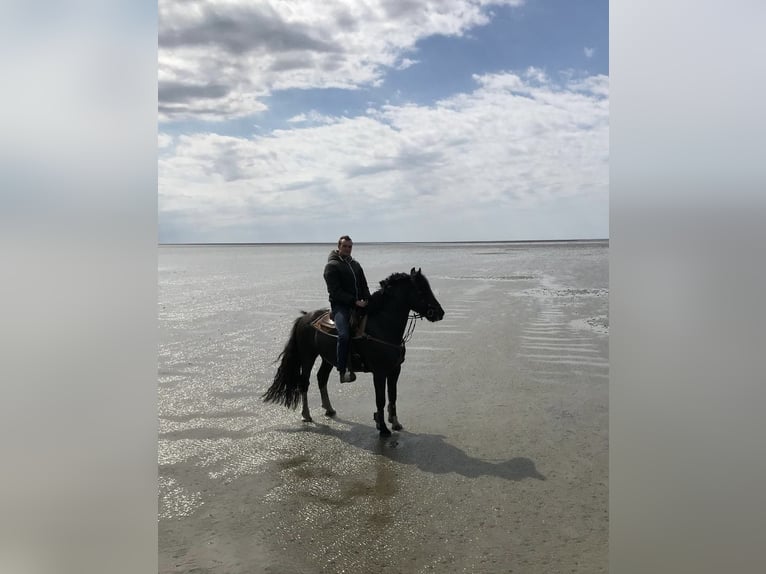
[{"xmin": 261, "ymin": 314, "xmax": 305, "ymax": 409}]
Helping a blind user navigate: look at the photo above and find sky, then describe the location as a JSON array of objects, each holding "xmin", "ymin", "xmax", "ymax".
[{"xmin": 158, "ymin": 0, "xmax": 609, "ymax": 243}]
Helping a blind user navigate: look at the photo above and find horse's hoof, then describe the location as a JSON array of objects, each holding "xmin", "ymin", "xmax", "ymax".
[
  {"xmin": 392, "ymin": 422, "xmax": 403, "ymax": 431},
  {"xmin": 324, "ymin": 408, "xmax": 336, "ymax": 417},
  {"xmin": 373, "ymin": 412, "xmax": 380, "ymax": 429},
  {"xmin": 379, "ymin": 427, "xmax": 392, "ymax": 438},
  {"xmin": 302, "ymin": 415, "xmax": 313, "ymax": 423}
]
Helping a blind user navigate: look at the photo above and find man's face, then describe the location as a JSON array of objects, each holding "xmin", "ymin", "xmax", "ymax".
[{"xmin": 338, "ymin": 240, "xmax": 353, "ymax": 257}]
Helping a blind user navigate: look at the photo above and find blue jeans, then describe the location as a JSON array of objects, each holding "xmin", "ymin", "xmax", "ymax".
[{"xmin": 331, "ymin": 303, "xmax": 351, "ymax": 372}]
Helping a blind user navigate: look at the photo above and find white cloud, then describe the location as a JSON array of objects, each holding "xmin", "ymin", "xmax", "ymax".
[
  {"xmin": 524, "ymin": 66, "xmax": 548, "ymax": 83},
  {"xmin": 158, "ymin": 133, "xmax": 173, "ymax": 149},
  {"xmin": 473, "ymin": 71, "xmax": 528, "ymax": 92},
  {"xmin": 396, "ymin": 58, "xmax": 419, "ymax": 70},
  {"xmin": 158, "ymin": 0, "xmax": 526, "ymax": 121},
  {"xmin": 568, "ymin": 75, "xmax": 609, "ymax": 98},
  {"xmin": 159, "ymin": 71, "xmax": 608, "ymax": 241},
  {"xmin": 287, "ymin": 113, "xmax": 308, "ymax": 123},
  {"xmin": 584, "ymin": 47, "xmax": 595, "ymax": 58},
  {"xmin": 287, "ymin": 110, "xmax": 342, "ymax": 124}
]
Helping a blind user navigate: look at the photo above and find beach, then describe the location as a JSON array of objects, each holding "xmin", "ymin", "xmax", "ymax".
[{"xmin": 158, "ymin": 242, "xmax": 608, "ymax": 573}]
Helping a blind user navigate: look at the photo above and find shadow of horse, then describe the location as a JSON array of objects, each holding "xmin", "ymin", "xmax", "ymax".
[{"xmin": 282, "ymin": 417, "xmax": 546, "ymax": 482}]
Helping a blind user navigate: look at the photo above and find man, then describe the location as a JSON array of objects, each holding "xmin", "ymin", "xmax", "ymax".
[{"xmin": 323, "ymin": 235, "xmax": 370, "ymax": 383}]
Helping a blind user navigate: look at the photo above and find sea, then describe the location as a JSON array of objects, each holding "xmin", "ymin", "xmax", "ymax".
[{"xmin": 158, "ymin": 240, "xmax": 609, "ymax": 573}]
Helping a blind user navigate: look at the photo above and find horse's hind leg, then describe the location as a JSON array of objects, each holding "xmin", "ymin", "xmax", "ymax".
[
  {"xmin": 300, "ymin": 356, "xmax": 317, "ymax": 422},
  {"xmin": 372, "ymin": 372, "xmax": 391, "ymax": 437},
  {"xmin": 386, "ymin": 365, "xmax": 403, "ymax": 431},
  {"xmin": 300, "ymin": 388, "xmax": 311, "ymax": 422},
  {"xmin": 317, "ymin": 359, "xmax": 336, "ymax": 417}
]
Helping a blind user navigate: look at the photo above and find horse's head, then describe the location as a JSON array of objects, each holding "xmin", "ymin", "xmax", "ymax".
[{"xmin": 408, "ymin": 267, "xmax": 445, "ymax": 322}]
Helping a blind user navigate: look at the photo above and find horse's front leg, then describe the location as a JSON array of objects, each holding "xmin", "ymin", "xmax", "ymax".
[
  {"xmin": 386, "ymin": 365, "xmax": 402, "ymax": 431},
  {"xmin": 317, "ymin": 359, "xmax": 336, "ymax": 417},
  {"xmin": 372, "ymin": 372, "xmax": 391, "ymax": 437}
]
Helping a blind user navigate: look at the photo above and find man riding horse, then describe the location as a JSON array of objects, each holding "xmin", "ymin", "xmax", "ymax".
[{"xmin": 323, "ymin": 235, "xmax": 370, "ymax": 383}]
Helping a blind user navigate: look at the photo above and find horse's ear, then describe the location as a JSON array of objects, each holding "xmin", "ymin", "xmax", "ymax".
[
  {"xmin": 410, "ymin": 267, "xmax": 416, "ymax": 275},
  {"xmin": 417, "ymin": 267, "xmax": 421, "ymax": 274}
]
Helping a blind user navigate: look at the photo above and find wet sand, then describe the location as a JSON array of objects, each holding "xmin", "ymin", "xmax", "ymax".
[{"xmin": 159, "ymin": 261, "xmax": 608, "ymax": 573}]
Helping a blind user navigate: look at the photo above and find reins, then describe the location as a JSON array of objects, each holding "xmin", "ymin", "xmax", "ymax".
[
  {"xmin": 361, "ymin": 312, "xmax": 423, "ymax": 349},
  {"xmin": 402, "ymin": 312, "xmax": 422, "ymax": 344}
]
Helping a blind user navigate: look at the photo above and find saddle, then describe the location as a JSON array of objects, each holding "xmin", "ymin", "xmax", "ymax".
[
  {"xmin": 311, "ymin": 311, "xmax": 369, "ymax": 372},
  {"xmin": 311, "ymin": 310, "xmax": 367, "ymax": 338}
]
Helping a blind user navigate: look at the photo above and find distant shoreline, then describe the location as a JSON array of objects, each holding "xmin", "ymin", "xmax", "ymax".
[{"xmin": 159, "ymin": 238, "xmax": 609, "ymax": 247}]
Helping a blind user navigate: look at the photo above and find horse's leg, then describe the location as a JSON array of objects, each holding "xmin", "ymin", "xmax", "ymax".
[
  {"xmin": 372, "ymin": 372, "xmax": 391, "ymax": 437},
  {"xmin": 317, "ymin": 359, "xmax": 336, "ymax": 417},
  {"xmin": 300, "ymin": 390, "xmax": 311, "ymax": 422},
  {"xmin": 300, "ymin": 356, "xmax": 316, "ymax": 422},
  {"xmin": 386, "ymin": 365, "xmax": 403, "ymax": 431}
]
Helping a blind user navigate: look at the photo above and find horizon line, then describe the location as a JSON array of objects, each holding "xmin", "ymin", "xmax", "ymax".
[{"xmin": 158, "ymin": 238, "xmax": 609, "ymax": 246}]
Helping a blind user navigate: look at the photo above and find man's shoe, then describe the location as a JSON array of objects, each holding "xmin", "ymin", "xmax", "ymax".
[{"xmin": 339, "ymin": 371, "xmax": 357, "ymax": 383}]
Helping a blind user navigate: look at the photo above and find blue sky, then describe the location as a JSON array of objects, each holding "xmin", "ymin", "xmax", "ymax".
[{"xmin": 159, "ymin": 0, "xmax": 608, "ymax": 243}]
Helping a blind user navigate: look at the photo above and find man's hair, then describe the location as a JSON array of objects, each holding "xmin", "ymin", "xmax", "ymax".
[{"xmin": 338, "ymin": 235, "xmax": 353, "ymax": 247}]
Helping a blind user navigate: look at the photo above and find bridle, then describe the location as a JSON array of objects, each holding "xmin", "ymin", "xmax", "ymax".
[
  {"xmin": 403, "ymin": 278, "xmax": 440, "ymax": 343},
  {"xmin": 402, "ymin": 312, "xmax": 421, "ymax": 344},
  {"xmin": 403, "ymin": 306, "xmax": 440, "ymax": 343},
  {"xmin": 363, "ymin": 274, "xmax": 439, "ymax": 347}
]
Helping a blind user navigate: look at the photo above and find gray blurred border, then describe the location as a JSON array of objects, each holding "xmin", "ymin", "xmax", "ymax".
[
  {"xmin": 2, "ymin": 1, "xmax": 765, "ymax": 573},
  {"xmin": 611, "ymin": 1, "xmax": 766, "ymax": 572},
  {"xmin": 0, "ymin": 2, "xmax": 158, "ymax": 574}
]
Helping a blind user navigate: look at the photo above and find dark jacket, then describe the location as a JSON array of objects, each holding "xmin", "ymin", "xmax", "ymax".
[{"xmin": 323, "ymin": 250, "xmax": 370, "ymax": 307}]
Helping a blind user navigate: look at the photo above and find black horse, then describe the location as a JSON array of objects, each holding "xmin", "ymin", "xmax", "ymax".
[{"xmin": 262, "ymin": 268, "xmax": 445, "ymax": 436}]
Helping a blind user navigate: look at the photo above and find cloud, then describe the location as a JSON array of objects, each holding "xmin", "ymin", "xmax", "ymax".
[
  {"xmin": 159, "ymin": 70, "xmax": 608, "ymax": 241},
  {"xmin": 584, "ymin": 47, "xmax": 595, "ymax": 58},
  {"xmin": 396, "ymin": 58, "xmax": 419, "ymax": 70},
  {"xmin": 524, "ymin": 66, "xmax": 548, "ymax": 83},
  {"xmin": 287, "ymin": 111, "xmax": 341, "ymax": 124},
  {"xmin": 158, "ymin": 81, "xmax": 229, "ymax": 104},
  {"xmin": 158, "ymin": 0, "xmax": 525, "ymax": 121},
  {"xmin": 159, "ymin": 4, "xmax": 337, "ymax": 54},
  {"xmin": 158, "ymin": 133, "xmax": 173, "ymax": 149}
]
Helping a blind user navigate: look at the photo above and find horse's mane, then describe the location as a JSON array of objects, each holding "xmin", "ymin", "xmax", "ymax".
[
  {"xmin": 367, "ymin": 272, "xmax": 411, "ymax": 314},
  {"xmin": 378, "ymin": 272, "xmax": 411, "ymax": 290}
]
